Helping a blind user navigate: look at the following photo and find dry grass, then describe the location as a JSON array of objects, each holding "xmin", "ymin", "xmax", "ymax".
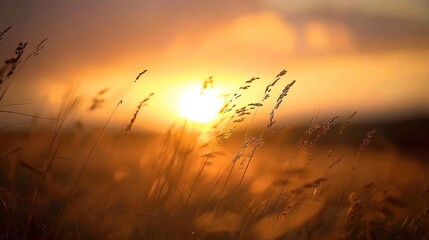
[{"xmin": 0, "ymin": 29, "xmax": 428, "ymax": 240}]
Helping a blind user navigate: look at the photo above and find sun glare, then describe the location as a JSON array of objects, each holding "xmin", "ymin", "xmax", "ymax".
[{"xmin": 179, "ymin": 85, "xmax": 224, "ymax": 123}]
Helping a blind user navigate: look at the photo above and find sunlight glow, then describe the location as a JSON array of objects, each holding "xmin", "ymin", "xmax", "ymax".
[{"xmin": 179, "ymin": 84, "xmax": 224, "ymax": 123}]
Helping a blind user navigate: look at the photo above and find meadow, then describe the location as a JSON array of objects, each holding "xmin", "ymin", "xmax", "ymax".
[{"xmin": 0, "ymin": 27, "xmax": 428, "ymax": 240}]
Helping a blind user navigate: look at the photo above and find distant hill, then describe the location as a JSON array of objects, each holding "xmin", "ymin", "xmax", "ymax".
[{"xmin": 237, "ymin": 118, "xmax": 429, "ymax": 159}]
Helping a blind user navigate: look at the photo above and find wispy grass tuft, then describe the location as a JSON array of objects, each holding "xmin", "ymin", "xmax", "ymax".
[{"xmin": 125, "ymin": 92, "xmax": 154, "ymax": 135}]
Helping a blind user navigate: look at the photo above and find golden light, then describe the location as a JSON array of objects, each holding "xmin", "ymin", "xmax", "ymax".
[{"xmin": 179, "ymin": 84, "xmax": 224, "ymax": 123}]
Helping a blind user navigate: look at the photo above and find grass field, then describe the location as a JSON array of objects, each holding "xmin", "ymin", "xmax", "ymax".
[{"xmin": 1, "ymin": 26, "xmax": 429, "ymax": 240}]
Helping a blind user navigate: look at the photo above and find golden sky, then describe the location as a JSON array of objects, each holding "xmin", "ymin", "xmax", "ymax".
[{"xmin": 1, "ymin": 0, "xmax": 429, "ymax": 131}]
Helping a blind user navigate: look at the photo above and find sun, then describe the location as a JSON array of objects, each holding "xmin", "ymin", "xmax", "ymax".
[{"xmin": 179, "ymin": 84, "xmax": 224, "ymax": 123}]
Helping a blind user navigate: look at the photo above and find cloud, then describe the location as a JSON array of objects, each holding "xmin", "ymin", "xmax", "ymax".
[
  {"xmin": 165, "ymin": 11, "xmax": 297, "ymax": 60},
  {"xmin": 304, "ymin": 20, "xmax": 354, "ymax": 52},
  {"xmin": 264, "ymin": 0, "xmax": 429, "ymax": 52},
  {"xmin": 266, "ymin": 0, "xmax": 429, "ymax": 20}
]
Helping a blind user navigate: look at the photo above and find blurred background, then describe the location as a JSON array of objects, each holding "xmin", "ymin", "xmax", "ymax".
[{"xmin": 1, "ymin": 0, "xmax": 429, "ymax": 132}]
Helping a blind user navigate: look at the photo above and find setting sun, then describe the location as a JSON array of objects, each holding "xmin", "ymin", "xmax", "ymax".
[{"xmin": 179, "ymin": 84, "xmax": 224, "ymax": 123}]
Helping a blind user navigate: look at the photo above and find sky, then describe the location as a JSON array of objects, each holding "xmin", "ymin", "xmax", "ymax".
[{"xmin": 1, "ymin": 0, "xmax": 429, "ymax": 131}]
